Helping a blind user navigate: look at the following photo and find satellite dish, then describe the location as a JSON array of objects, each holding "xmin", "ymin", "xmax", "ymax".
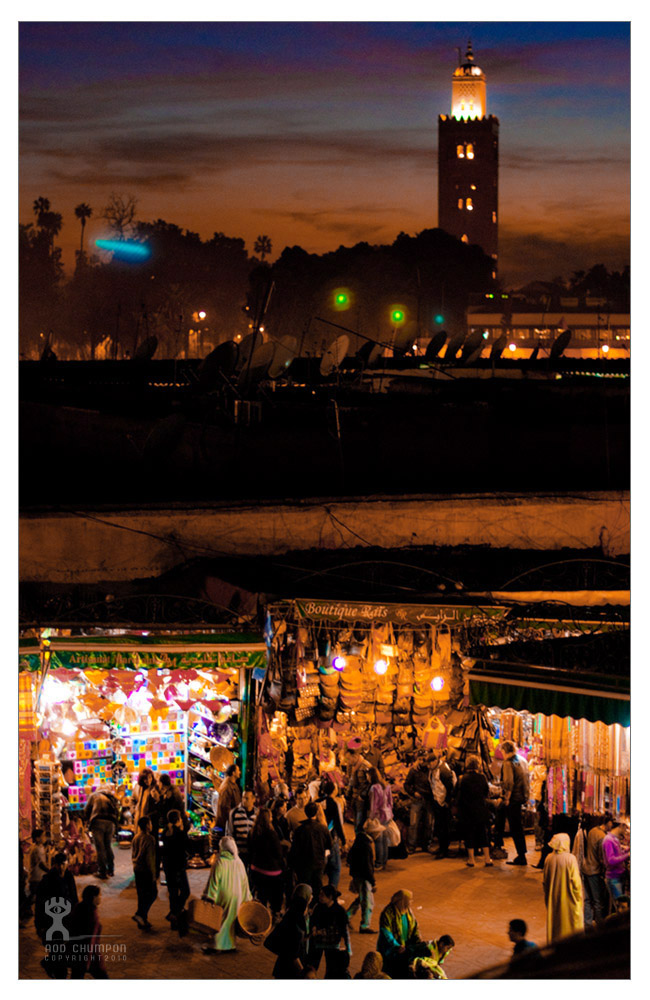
[
  {"xmin": 238, "ymin": 341, "xmax": 276, "ymax": 391},
  {"xmin": 198, "ymin": 340, "xmax": 239, "ymax": 386},
  {"xmin": 142, "ymin": 414, "xmax": 187, "ymax": 461},
  {"xmin": 490, "ymin": 334, "xmax": 508, "ymax": 359},
  {"xmin": 444, "ymin": 334, "xmax": 465, "ymax": 362},
  {"xmin": 367, "ymin": 342, "xmax": 384, "ymax": 365},
  {"xmin": 550, "ymin": 328, "xmax": 572, "ymax": 359},
  {"xmin": 268, "ymin": 337, "xmax": 298, "ymax": 378},
  {"xmin": 237, "ymin": 331, "xmax": 266, "ymax": 372},
  {"xmin": 393, "ymin": 321, "xmax": 417, "ymax": 358},
  {"xmin": 356, "ymin": 341, "xmax": 374, "ymax": 365},
  {"xmin": 320, "ymin": 334, "xmax": 349, "ymax": 376},
  {"xmin": 529, "ymin": 340, "xmax": 542, "ymax": 361},
  {"xmin": 133, "ymin": 336, "xmax": 158, "ymax": 361},
  {"xmin": 460, "ymin": 328, "xmax": 485, "ymax": 364},
  {"xmin": 357, "ymin": 340, "xmax": 384, "ymax": 366},
  {"xmin": 425, "ymin": 330, "xmax": 447, "ymax": 360}
]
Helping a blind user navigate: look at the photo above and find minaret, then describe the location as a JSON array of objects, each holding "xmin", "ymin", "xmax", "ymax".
[{"xmin": 438, "ymin": 41, "xmax": 499, "ymax": 273}]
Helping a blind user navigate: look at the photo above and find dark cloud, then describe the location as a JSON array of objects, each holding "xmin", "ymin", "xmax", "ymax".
[
  {"xmin": 498, "ymin": 227, "xmax": 629, "ymax": 286},
  {"xmin": 503, "ymin": 150, "xmax": 629, "ymax": 171}
]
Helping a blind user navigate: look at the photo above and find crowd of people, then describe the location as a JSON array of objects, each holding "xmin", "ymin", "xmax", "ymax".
[{"xmin": 20, "ymin": 737, "xmax": 631, "ymax": 979}]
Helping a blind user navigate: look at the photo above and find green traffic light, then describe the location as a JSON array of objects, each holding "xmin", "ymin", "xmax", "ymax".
[
  {"xmin": 336, "ymin": 293, "xmax": 348, "ymax": 305},
  {"xmin": 391, "ymin": 309, "xmax": 404, "ymax": 323}
]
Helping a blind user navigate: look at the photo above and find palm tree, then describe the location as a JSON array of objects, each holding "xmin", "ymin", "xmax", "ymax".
[
  {"xmin": 74, "ymin": 203, "xmax": 93, "ymax": 254},
  {"xmin": 40, "ymin": 209, "xmax": 63, "ymax": 257},
  {"xmin": 254, "ymin": 235, "xmax": 272, "ymax": 261},
  {"xmin": 33, "ymin": 196, "xmax": 50, "ymax": 227}
]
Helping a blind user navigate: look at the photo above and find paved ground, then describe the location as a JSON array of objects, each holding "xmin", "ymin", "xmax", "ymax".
[{"xmin": 20, "ymin": 834, "xmax": 546, "ymax": 979}]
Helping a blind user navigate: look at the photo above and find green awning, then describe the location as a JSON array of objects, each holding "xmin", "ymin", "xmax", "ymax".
[
  {"xmin": 469, "ymin": 677, "xmax": 630, "ymax": 728},
  {"xmin": 18, "ymin": 633, "xmax": 267, "ymax": 672}
]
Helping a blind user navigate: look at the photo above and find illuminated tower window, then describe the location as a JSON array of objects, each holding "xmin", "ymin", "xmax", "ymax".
[
  {"xmin": 492, "ymin": 211, "xmax": 497, "ymax": 223},
  {"xmin": 467, "ymin": 144, "xmax": 474, "ymax": 159},
  {"xmin": 470, "ymin": 184, "xmax": 477, "ymax": 191},
  {"xmin": 461, "ymin": 234, "xmax": 468, "ymax": 243},
  {"xmin": 458, "ymin": 198, "xmax": 464, "ymax": 209},
  {"xmin": 466, "ymin": 198, "xmax": 473, "ymax": 210},
  {"xmin": 456, "ymin": 144, "xmax": 465, "ymax": 158}
]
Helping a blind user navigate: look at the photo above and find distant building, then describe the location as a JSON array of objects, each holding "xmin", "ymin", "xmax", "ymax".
[
  {"xmin": 438, "ymin": 41, "xmax": 499, "ymax": 273},
  {"xmin": 467, "ymin": 298, "xmax": 630, "ymax": 360}
]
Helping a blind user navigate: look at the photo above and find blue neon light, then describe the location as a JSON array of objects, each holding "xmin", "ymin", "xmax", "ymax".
[{"xmin": 95, "ymin": 239, "xmax": 151, "ymax": 260}]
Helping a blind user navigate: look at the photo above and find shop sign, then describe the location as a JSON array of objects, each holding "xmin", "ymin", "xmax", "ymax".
[
  {"xmin": 294, "ymin": 599, "xmax": 507, "ymax": 625},
  {"xmin": 19, "ymin": 653, "xmax": 41, "ymax": 672},
  {"xmin": 41, "ymin": 649, "xmax": 266, "ymax": 672}
]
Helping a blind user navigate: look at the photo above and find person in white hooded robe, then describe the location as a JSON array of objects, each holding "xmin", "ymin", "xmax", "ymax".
[
  {"xmin": 542, "ymin": 832, "xmax": 584, "ymax": 944},
  {"xmin": 202, "ymin": 836, "xmax": 252, "ymax": 953}
]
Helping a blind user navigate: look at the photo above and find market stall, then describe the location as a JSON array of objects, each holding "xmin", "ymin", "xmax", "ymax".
[
  {"xmin": 19, "ymin": 630, "xmax": 266, "ymax": 863},
  {"xmin": 256, "ymin": 599, "xmax": 630, "ymax": 826}
]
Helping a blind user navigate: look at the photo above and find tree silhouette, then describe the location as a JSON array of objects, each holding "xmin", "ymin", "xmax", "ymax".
[
  {"xmin": 32, "ymin": 196, "xmax": 50, "ymax": 226},
  {"xmin": 32, "ymin": 198, "xmax": 63, "ymax": 257},
  {"xmin": 102, "ymin": 193, "xmax": 138, "ymax": 239},
  {"xmin": 254, "ymin": 234, "xmax": 272, "ymax": 260},
  {"xmin": 74, "ymin": 203, "xmax": 93, "ymax": 254}
]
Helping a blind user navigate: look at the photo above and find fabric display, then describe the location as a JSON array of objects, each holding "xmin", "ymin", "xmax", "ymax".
[{"xmin": 489, "ymin": 708, "xmax": 630, "ymax": 817}]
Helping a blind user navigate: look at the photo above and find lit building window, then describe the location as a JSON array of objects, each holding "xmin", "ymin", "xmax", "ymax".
[
  {"xmin": 466, "ymin": 143, "xmax": 474, "ymax": 159},
  {"xmin": 456, "ymin": 144, "xmax": 465, "ymax": 158},
  {"xmin": 458, "ymin": 198, "xmax": 464, "ymax": 209},
  {"xmin": 470, "ymin": 184, "xmax": 477, "ymax": 191},
  {"xmin": 461, "ymin": 234, "xmax": 468, "ymax": 243},
  {"xmin": 466, "ymin": 198, "xmax": 473, "ymax": 211},
  {"xmin": 492, "ymin": 211, "xmax": 497, "ymax": 223}
]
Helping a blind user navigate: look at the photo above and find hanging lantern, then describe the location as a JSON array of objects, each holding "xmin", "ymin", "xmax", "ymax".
[
  {"xmin": 373, "ymin": 659, "xmax": 388, "ymax": 676},
  {"xmin": 332, "ymin": 656, "xmax": 346, "ymax": 672}
]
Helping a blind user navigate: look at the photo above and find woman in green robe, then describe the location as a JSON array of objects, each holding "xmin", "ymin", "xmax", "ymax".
[
  {"xmin": 377, "ymin": 889, "xmax": 429, "ymax": 978},
  {"xmin": 203, "ymin": 836, "xmax": 252, "ymax": 952}
]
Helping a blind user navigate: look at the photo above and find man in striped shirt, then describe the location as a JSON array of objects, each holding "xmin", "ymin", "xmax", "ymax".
[{"xmin": 226, "ymin": 790, "xmax": 257, "ymax": 869}]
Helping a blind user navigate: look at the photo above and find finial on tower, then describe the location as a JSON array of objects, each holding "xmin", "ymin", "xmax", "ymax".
[{"xmin": 465, "ymin": 39, "xmax": 474, "ymax": 63}]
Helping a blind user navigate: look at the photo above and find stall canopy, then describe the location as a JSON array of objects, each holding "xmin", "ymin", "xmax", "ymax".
[
  {"xmin": 19, "ymin": 633, "xmax": 266, "ymax": 672},
  {"xmin": 469, "ymin": 663, "xmax": 630, "ymax": 727}
]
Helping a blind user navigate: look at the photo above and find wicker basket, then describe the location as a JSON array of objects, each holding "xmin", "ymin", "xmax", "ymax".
[
  {"xmin": 236, "ymin": 900, "xmax": 272, "ymax": 945},
  {"xmin": 209, "ymin": 746, "xmax": 235, "ymax": 771},
  {"xmin": 188, "ymin": 897, "xmax": 224, "ymax": 933}
]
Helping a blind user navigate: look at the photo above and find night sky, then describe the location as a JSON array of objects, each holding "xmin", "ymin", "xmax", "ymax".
[{"xmin": 19, "ymin": 19, "xmax": 630, "ymax": 286}]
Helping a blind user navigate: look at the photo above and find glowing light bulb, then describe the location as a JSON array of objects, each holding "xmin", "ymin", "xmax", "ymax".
[
  {"xmin": 198, "ymin": 311, "xmax": 206, "ymax": 320},
  {"xmin": 602, "ymin": 344, "xmax": 610, "ymax": 353},
  {"xmin": 508, "ymin": 343, "xmax": 516, "ymax": 352},
  {"xmin": 431, "ymin": 676, "xmax": 445, "ymax": 692},
  {"xmin": 374, "ymin": 659, "xmax": 388, "ymax": 676},
  {"xmin": 332, "ymin": 656, "xmax": 346, "ymax": 672}
]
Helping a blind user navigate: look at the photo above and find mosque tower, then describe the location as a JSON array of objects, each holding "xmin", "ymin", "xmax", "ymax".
[{"xmin": 438, "ymin": 41, "xmax": 499, "ymax": 274}]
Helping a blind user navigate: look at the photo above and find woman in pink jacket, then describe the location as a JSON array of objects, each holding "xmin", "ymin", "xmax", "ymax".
[{"xmin": 367, "ymin": 768, "xmax": 393, "ymax": 870}]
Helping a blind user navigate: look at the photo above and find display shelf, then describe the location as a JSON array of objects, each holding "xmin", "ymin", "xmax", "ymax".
[{"xmin": 33, "ymin": 759, "xmax": 63, "ymax": 842}]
